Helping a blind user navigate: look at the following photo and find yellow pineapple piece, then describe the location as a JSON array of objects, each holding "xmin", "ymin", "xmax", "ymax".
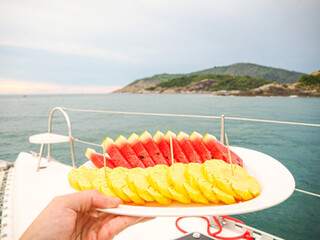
[
  {"xmin": 168, "ymin": 163, "xmax": 203, "ymax": 203},
  {"xmin": 92, "ymin": 176, "xmax": 107, "ymax": 191},
  {"xmin": 146, "ymin": 186, "xmax": 171, "ymax": 205},
  {"xmin": 203, "ymin": 160, "xmax": 260, "ymax": 201},
  {"xmin": 96, "ymin": 167, "xmax": 112, "ymax": 177},
  {"xmin": 74, "ymin": 167, "xmax": 93, "ymax": 190},
  {"xmin": 68, "ymin": 169, "xmax": 81, "ymax": 191},
  {"xmin": 108, "ymin": 167, "xmax": 132, "ymax": 202},
  {"xmin": 167, "ymin": 163, "xmax": 189, "ymax": 196},
  {"xmin": 169, "ymin": 163, "xmax": 208, "ymax": 204},
  {"xmin": 185, "ymin": 162, "xmax": 220, "ymax": 203},
  {"xmin": 168, "ymin": 185, "xmax": 191, "ymax": 203},
  {"xmin": 148, "ymin": 165, "xmax": 173, "ymax": 199},
  {"xmin": 122, "ymin": 186, "xmax": 145, "ymax": 204},
  {"xmin": 77, "ymin": 175, "xmax": 92, "ymax": 190},
  {"xmin": 79, "ymin": 166, "xmax": 98, "ymax": 182},
  {"xmin": 101, "ymin": 186, "xmax": 117, "ymax": 197},
  {"xmin": 110, "ymin": 167, "xmax": 145, "ymax": 204},
  {"xmin": 184, "ymin": 183, "xmax": 209, "ymax": 204},
  {"xmin": 212, "ymin": 186, "xmax": 236, "ymax": 204},
  {"xmin": 128, "ymin": 168, "xmax": 154, "ymax": 202}
]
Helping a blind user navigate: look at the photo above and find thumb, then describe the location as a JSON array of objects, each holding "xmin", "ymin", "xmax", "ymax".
[{"xmin": 63, "ymin": 190, "xmax": 121, "ymax": 212}]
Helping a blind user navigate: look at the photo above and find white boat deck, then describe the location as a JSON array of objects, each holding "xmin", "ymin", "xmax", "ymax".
[
  {"xmin": 3, "ymin": 152, "xmax": 73, "ymax": 239},
  {"xmin": 1, "ymin": 152, "xmax": 279, "ymax": 240}
]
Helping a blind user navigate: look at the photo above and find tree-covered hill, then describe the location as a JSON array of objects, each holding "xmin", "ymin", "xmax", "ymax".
[
  {"xmin": 296, "ymin": 72, "xmax": 320, "ymax": 88},
  {"xmin": 147, "ymin": 74, "xmax": 271, "ymax": 92},
  {"xmin": 114, "ymin": 63, "xmax": 305, "ymax": 93},
  {"xmin": 192, "ymin": 63, "xmax": 304, "ymax": 84}
]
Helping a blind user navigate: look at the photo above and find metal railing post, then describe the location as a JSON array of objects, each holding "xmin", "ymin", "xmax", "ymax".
[
  {"xmin": 220, "ymin": 114, "xmax": 225, "ymax": 144},
  {"xmin": 47, "ymin": 107, "xmax": 76, "ymax": 168}
]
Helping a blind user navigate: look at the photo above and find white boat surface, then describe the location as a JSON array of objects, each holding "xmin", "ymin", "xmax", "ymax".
[{"xmin": 1, "ymin": 151, "xmax": 287, "ymax": 240}]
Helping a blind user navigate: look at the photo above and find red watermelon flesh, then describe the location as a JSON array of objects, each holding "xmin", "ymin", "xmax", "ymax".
[
  {"xmin": 164, "ymin": 131, "xmax": 189, "ymax": 164},
  {"xmin": 127, "ymin": 133, "xmax": 156, "ymax": 167},
  {"xmin": 102, "ymin": 137, "xmax": 132, "ymax": 168},
  {"xmin": 202, "ymin": 134, "xmax": 243, "ymax": 167},
  {"xmin": 115, "ymin": 135, "xmax": 146, "ymax": 168},
  {"xmin": 139, "ymin": 131, "xmax": 168, "ymax": 166},
  {"xmin": 153, "ymin": 131, "xmax": 173, "ymax": 165},
  {"xmin": 176, "ymin": 131, "xmax": 202, "ymax": 163},
  {"xmin": 189, "ymin": 131, "xmax": 214, "ymax": 162},
  {"xmin": 85, "ymin": 148, "xmax": 115, "ymax": 168}
]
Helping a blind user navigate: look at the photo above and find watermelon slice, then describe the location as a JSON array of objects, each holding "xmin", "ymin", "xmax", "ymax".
[
  {"xmin": 102, "ymin": 137, "xmax": 132, "ymax": 168},
  {"xmin": 164, "ymin": 131, "xmax": 189, "ymax": 164},
  {"xmin": 176, "ymin": 131, "xmax": 202, "ymax": 163},
  {"xmin": 127, "ymin": 133, "xmax": 155, "ymax": 167},
  {"xmin": 202, "ymin": 134, "xmax": 243, "ymax": 167},
  {"xmin": 153, "ymin": 131, "xmax": 172, "ymax": 165},
  {"xmin": 139, "ymin": 131, "xmax": 168, "ymax": 166},
  {"xmin": 115, "ymin": 135, "xmax": 146, "ymax": 168},
  {"xmin": 85, "ymin": 148, "xmax": 115, "ymax": 168},
  {"xmin": 189, "ymin": 131, "xmax": 214, "ymax": 162}
]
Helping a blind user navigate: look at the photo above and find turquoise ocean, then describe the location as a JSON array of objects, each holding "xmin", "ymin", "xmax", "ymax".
[{"xmin": 0, "ymin": 94, "xmax": 319, "ymax": 239}]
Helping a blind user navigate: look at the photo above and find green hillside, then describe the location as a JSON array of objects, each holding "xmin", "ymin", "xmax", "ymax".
[
  {"xmin": 192, "ymin": 63, "xmax": 304, "ymax": 84},
  {"xmin": 115, "ymin": 63, "xmax": 305, "ymax": 93},
  {"xmin": 148, "ymin": 74, "xmax": 271, "ymax": 91},
  {"xmin": 128, "ymin": 73, "xmax": 184, "ymax": 86},
  {"xmin": 296, "ymin": 73, "xmax": 320, "ymax": 88}
]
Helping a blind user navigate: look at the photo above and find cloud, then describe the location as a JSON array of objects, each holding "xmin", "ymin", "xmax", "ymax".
[
  {"xmin": 0, "ymin": 0, "xmax": 319, "ymax": 84},
  {"xmin": 0, "ymin": 0, "xmax": 141, "ymax": 62},
  {"xmin": 0, "ymin": 77, "xmax": 121, "ymax": 94}
]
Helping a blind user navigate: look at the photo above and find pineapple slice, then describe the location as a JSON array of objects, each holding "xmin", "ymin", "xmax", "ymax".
[
  {"xmin": 167, "ymin": 163, "xmax": 189, "ymax": 196},
  {"xmin": 108, "ymin": 167, "xmax": 132, "ymax": 203},
  {"xmin": 68, "ymin": 156, "xmax": 260, "ymax": 205},
  {"xmin": 185, "ymin": 163, "xmax": 220, "ymax": 204},
  {"xmin": 148, "ymin": 164, "xmax": 191, "ymax": 203},
  {"xmin": 92, "ymin": 171, "xmax": 117, "ymax": 198},
  {"xmin": 167, "ymin": 186, "xmax": 191, "ymax": 203},
  {"xmin": 101, "ymin": 186, "xmax": 117, "ymax": 197},
  {"xmin": 68, "ymin": 169, "xmax": 81, "ymax": 191},
  {"xmin": 146, "ymin": 186, "xmax": 171, "ymax": 205},
  {"xmin": 76, "ymin": 166, "xmax": 94, "ymax": 190},
  {"xmin": 122, "ymin": 186, "xmax": 145, "ymax": 204},
  {"xmin": 128, "ymin": 168, "xmax": 154, "ymax": 202},
  {"xmin": 111, "ymin": 167, "xmax": 145, "ymax": 204},
  {"xmin": 168, "ymin": 163, "xmax": 208, "ymax": 203},
  {"xmin": 203, "ymin": 160, "xmax": 260, "ymax": 201},
  {"xmin": 148, "ymin": 165, "xmax": 173, "ymax": 199}
]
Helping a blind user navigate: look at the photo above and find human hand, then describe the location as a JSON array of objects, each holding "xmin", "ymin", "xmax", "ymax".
[{"xmin": 20, "ymin": 189, "xmax": 153, "ymax": 240}]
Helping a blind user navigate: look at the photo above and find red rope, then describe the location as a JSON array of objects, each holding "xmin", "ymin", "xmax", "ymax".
[{"xmin": 175, "ymin": 216, "xmax": 253, "ymax": 240}]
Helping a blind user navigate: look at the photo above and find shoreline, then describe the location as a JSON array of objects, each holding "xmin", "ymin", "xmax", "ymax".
[{"xmin": 114, "ymin": 83, "xmax": 320, "ymax": 97}]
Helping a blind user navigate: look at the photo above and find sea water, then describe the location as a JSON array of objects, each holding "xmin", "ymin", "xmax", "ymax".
[{"xmin": 0, "ymin": 94, "xmax": 319, "ymax": 239}]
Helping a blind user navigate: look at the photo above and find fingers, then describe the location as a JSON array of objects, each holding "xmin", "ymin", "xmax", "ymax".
[
  {"xmin": 98, "ymin": 215, "xmax": 154, "ymax": 239},
  {"xmin": 59, "ymin": 189, "xmax": 121, "ymax": 212}
]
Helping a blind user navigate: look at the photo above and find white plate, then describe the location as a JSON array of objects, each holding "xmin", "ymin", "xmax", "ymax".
[{"xmin": 94, "ymin": 147, "xmax": 295, "ymax": 217}]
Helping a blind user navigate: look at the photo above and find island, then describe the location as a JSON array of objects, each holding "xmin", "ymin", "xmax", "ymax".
[{"xmin": 114, "ymin": 63, "xmax": 320, "ymax": 97}]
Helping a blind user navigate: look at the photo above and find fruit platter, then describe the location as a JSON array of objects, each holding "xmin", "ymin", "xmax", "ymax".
[{"xmin": 68, "ymin": 131, "xmax": 295, "ymax": 217}]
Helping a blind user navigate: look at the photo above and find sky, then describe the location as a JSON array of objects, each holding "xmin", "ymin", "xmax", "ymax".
[{"xmin": 0, "ymin": 0, "xmax": 319, "ymax": 94}]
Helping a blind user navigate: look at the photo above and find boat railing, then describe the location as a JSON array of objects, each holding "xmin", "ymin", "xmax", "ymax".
[{"xmin": 33, "ymin": 106, "xmax": 320, "ymax": 198}]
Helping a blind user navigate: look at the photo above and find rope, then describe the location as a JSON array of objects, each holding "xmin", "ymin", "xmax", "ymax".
[
  {"xmin": 225, "ymin": 116, "xmax": 320, "ymax": 127},
  {"xmin": 175, "ymin": 216, "xmax": 253, "ymax": 240},
  {"xmin": 64, "ymin": 107, "xmax": 320, "ymax": 127},
  {"xmin": 64, "ymin": 107, "xmax": 221, "ymax": 119},
  {"xmin": 295, "ymin": 188, "xmax": 320, "ymax": 198},
  {"xmin": 73, "ymin": 138, "xmax": 103, "ymax": 149}
]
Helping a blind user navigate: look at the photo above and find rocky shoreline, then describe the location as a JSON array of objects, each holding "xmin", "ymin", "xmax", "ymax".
[{"xmin": 115, "ymin": 83, "xmax": 320, "ymax": 97}]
